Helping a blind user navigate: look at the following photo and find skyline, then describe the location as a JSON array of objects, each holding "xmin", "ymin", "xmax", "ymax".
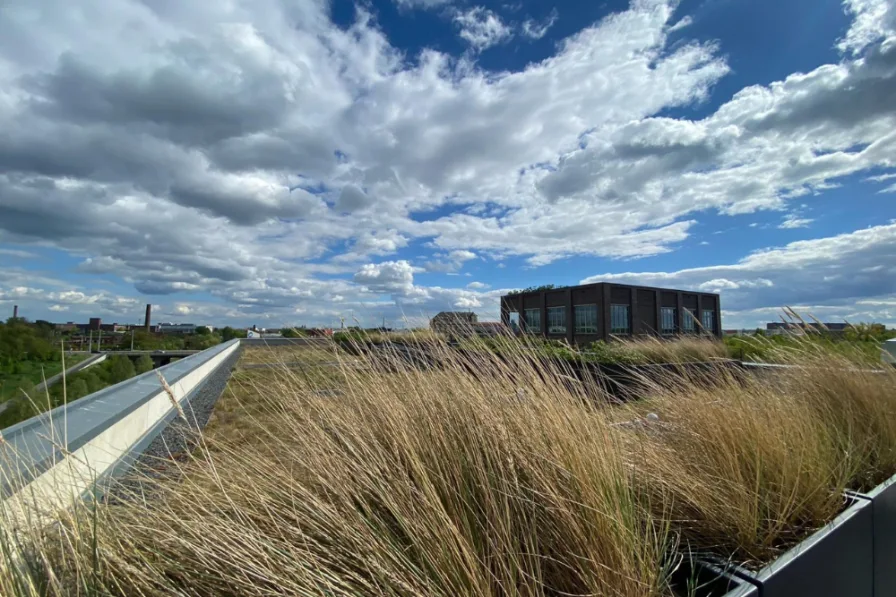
[{"xmin": 1, "ymin": 0, "xmax": 895, "ymax": 329}]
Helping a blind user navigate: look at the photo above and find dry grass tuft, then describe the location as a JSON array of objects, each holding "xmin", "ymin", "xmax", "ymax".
[
  {"xmin": 3, "ymin": 335, "xmax": 896, "ymax": 594},
  {"xmin": 619, "ymin": 363, "xmax": 854, "ymax": 567},
  {"xmin": 4, "ymin": 342, "xmax": 671, "ymax": 597}
]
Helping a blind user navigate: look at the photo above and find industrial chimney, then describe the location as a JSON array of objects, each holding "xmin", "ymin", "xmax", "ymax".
[
  {"xmin": 144, "ymin": 303, "xmax": 152, "ymax": 332},
  {"xmin": 13, "ymin": 305, "xmax": 18, "ymax": 319}
]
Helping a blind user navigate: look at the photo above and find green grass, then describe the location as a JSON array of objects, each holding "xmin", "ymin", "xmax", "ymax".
[
  {"xmin": 0, "ymin": 354, "xmax": 88, "ymax": 403},
  {"xmin": 723, "ymin": 333, "xmax": 883, "ymax": 364}
]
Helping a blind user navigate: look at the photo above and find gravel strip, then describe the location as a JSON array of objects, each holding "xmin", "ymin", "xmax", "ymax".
[{"xmin": 103, "ymin": 346, "xmax": 242, "ymax": 503}]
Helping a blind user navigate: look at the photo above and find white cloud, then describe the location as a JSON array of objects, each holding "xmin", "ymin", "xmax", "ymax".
[
  {"xmin": 838, "ymin": 0, "xmax": 896, "ymax": 54},
  {"xmin": 449, "ymin": 249, "xmax": 477, "ymax": 261},
  {"xmin": 467, "ymin": 281, "xmax": 489, "ymax": 289},
  {"xmin": 778, "ymin": 215, "xmax": 815, "ymax": 229},
  {"xmin": 453, "ymin": 7, "xmax": 513, "ymax": 50},
  {"xmin": 668, "ymin": 16, "xmax": 693, "ymax": 33},
  {"xmin": 521, "ymin": 10, "xmax": 558, "ymax": 40},
  {"xmin": 353, "ymin": 260, "xmax": 418, "ymax": 294},
  {"xmin": 0, "ymin": 0, "xmax": 894, "ymax": 328},
  {"xmin": 582, "ymin": 223, "xmax": 896, "ymax": 326}
]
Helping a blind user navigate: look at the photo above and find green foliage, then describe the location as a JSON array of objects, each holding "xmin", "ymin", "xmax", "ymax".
[
  {"xmin": 131, "ymin": 330, "xmax": 187, "ymax": 350},
  {"xmin": 108, "ymin": 356, "xmax": 137, "ymax": 384},
  {"xmin": 220, "ymin": 327, "xmax": 247, "ymax": 341},
  {"xmin": 845, "ymin": 322, "xmax": 895, "ymax": 343},
  {"xmin": 185, "ymin": 333, "xmax": 222, "ymax": 350},
  {"xmin": 280, "ymin": 327, "xmax": 307, "ymax": 338},
  {"xmin": 67, "ymin": 378, "xmax": 89, "ymax": 400},
  {"xmin": 195, "ymin": 326, "xmax": 211, "ymax": 335},
  {"xmin": 0, "ymin": 319, "xmax": 59, "ymax": 368},
  {"xmin": 723, "ymin": 332, "xmax": 884, "ymax": 363},
  {"xmin": 83, "ymin": 370, "xmax": 105, "ymax": 393},
  {"xmin": 506, "ymin": 284, "xmax": 560, "ymax": 296},
  {"xmin": 135, "ymin": 354, "xmax": 154, "ymax": 375}
]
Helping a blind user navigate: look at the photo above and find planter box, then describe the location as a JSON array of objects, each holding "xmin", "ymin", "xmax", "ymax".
[
  {"xmin": 670, "ymin": 559, "xmax": 758, "ymax": 597},
  {"xmin": 854, "ymin": 473, "xmax": 896, "ymax": 596},
  {"xmin": 715, "ymin": 496, "xmax": 873, "ymax": 597}
]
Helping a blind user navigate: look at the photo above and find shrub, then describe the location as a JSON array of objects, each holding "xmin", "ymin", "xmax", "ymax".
[
  {"xmin": 134, "ymin": 354, "xmax": 154, "ymax": 375},
  {"xmin": 66, "ymin": 378, "xmax": 89, "ymax": 400},
  {"xmin": 107, "ymin": 356, "xmax": 136, "ymax": 384}
]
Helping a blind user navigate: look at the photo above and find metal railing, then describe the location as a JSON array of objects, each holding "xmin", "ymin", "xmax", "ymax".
[{"xmin": 1, "ymin": 339, "xmax": 242, "ymax": 525}]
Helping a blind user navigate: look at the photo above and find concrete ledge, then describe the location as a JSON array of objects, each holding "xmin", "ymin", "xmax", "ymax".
[{"xmin": 0, "ymin": 339, "xmax": 240, "ymax": 526}]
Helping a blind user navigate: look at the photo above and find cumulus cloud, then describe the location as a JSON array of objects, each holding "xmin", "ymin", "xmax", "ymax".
[
  {"xmin": 582, "ymin": 223, "xmax": 896, "ymax": 326},
  {"xmin": 1, "ymin": 0, "xmax": 895, "ymax": 327},
  {"xmin": 838, "ymin": 0, "xmax": 896, "ymax": 54},
  {"xmin": 453, "ymin": 7, "xmax": 513, "ymax": 50}
]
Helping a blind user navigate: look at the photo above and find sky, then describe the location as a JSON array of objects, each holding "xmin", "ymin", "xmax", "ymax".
[{"xmin": 1, "ymin": 0, "xmax": 895, "ymax": 330}]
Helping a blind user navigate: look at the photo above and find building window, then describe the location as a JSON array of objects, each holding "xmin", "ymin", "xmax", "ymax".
[
  {"xmin": 508, "ymin": 311, "xmax": 520, "ymax": 333},
  {"xmin": 574, "ymin": 304, "xmax": 598, "ymax": 334},
  {"xmin": 524, "ymin": 308, "xmax": 541, "ymax": 333},
  {"xmin": 547, "ymin": 307, "xmax": 566, "ymax": 334},
  {"xmin": 660, "ymin": 307, "xmax": 676, "ymax": 335},
  {"xmin": 682, "ymin": 308, "xmax": 696, "ymax": 333},
  {"xmin": 610, "ymin": 304, "xmax": 630, "ymax": 335},
  {"xmin": 701, "ymin": 309, "xmax": 715, "ymax": 333}
]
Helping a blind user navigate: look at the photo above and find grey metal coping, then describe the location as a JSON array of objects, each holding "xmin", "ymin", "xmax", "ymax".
[{"xmin": 0, "ymin": 339, "xmax": 240, "ymax": 497}]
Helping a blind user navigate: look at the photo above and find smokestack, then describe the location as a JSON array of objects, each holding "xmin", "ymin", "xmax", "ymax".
[
  {"xmin": 144, "ymin": 304, "xmax": 152, "ymax": 332},
  {"xmin": 13, "ymin": 305, "xmax": 18, "ymax": 319}
]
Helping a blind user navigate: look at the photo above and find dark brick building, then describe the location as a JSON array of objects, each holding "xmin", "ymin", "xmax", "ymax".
[{"xmin": 500, "ymin": 282, "xmax": 722, "ymax": 344}]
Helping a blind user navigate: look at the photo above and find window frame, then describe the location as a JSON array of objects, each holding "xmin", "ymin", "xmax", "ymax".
[
  {"xmin": 660, "ymin": 307, "xmax": 676, "ymax": 335},
  {"xmin": 701, "ymin": 309, "xmax": 715, "ymax": 334},
  {"xmin": 682, "ymin": 308, "xmax": 696, "ymax": 333},
  {"xmin": 546, "ymin": 306, "xmax": 567, "ymax": 335},
  {"xmin": 574, "ymin": 304, "xmax": 598, "ymax": 334},
  {"xmin": 523, "ymin": 308, "xmax": 541, "ymax": 333},
  {"xmin": 610, "ymin": 304, "xmax": 631, "ymax": 335}
]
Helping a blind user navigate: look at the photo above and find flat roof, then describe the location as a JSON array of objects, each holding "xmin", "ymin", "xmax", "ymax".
[{"xmin": 500, "ymin": 281, "xmax": 720, "ymax": 298}]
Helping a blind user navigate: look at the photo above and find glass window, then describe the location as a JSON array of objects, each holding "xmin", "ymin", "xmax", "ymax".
[
  {"xmin": 661, "ymin": 307, "xmax": 676, "ymax": 335},
  {"xmin": 574, "ymin": 304, "xmax": 598, "ymax": 334},
  {"xmin": 547, "ymin": 306, "xmax": 566, "ymax": 334},
  {"xmin": 524, "ymin": 308, "xmax": 541, "ymax": 333},
  {"xmin": 610, "ymin": 304, "xmax": 630, "ymax": 335},
  {"xmin": 508, "ymin": 311, "xmax": 520, "ymax": 333},
  {"xmin": 682, "ymin": 308, "xmax": 696, "ymax": 333},
  {"xmin": 701, "ymin": 309, "xmax": 715, "ymax": 333}
]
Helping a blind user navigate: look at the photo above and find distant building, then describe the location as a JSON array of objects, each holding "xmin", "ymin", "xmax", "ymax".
[
  {"xmin": 88, "ymin": 318, "xmax": 102, "ymax": 331},
  {"xmin": 157, "ymin": 323, "xmax": 197, "ymax": 334},
  {"xmin": 766, "ymin": 322, "xmax": 851, "ymax": 334},
  {"xmin": 247, "ymin": 329, "xmax": 282, "ymax": 339},
  {"xmin": 501, "ymin": 282, "xmax": 722, "ymax": 344},
  {"xmin": 431, "ymin": 311, "xmax": 478, "ymax": 335}
]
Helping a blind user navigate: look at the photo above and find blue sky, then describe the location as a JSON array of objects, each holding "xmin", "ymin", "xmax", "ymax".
[{"xmin": 1, "ymin": 0, "xmax": 895, "ymax": 329}]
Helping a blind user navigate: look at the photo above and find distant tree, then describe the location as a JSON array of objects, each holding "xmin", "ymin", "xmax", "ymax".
[
  {"xmin": 185, "ymin": 334, "xmax": 221, "ymax": 350},
  {"xmin": 82, "ymin": 370, "xmax": 104, "ymax": 393},
  {"xmin": 506, "ymin": 284, "xmax": 559, "ymax": 296},
  {"xmin": 220, "ymin": 326, "xmax": 246, "ymax": 341},
  {"xmin": 195, "ymin": 326, "xmax": 211, "ymax": 335},
  {"xmin": 67, "ymin": 378, "xmax": 89, "ymax": 401},
  {"xmin": 135, "ymin": 354, "xmax": 154, "ymax": 375},
  {"xmin": 280, "ymin": 327, "xmax": 306, "ymax": 338},
  {"xmin": 107, "ymin": 356, "xmax": 137, "ymax": 384},
  {"xmin": 845, "ymin": 323, "xmax": 890, "ymax": 343}
]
